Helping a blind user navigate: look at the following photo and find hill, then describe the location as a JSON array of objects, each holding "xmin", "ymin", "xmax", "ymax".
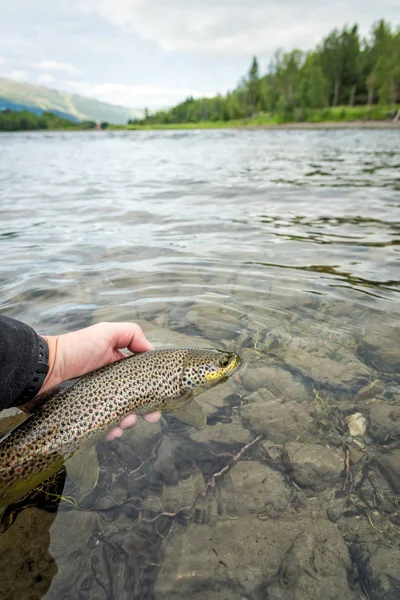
[{"xmin": 0, "ymin": 78, "xmax": 141, "ymax": 124}]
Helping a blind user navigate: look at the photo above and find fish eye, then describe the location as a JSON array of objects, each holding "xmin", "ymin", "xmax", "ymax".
[{"xmin": 220, "ymin": 355, "xmax": 231, "ymax": 368}]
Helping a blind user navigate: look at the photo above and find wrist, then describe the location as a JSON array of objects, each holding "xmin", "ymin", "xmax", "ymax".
[
  {"xmin": 13, "ymin": 335, "xmax": 49, "ymax": 405},
  {"xmin": 39, "ymin": 335, "xmax": 60, "ymax": 393}
]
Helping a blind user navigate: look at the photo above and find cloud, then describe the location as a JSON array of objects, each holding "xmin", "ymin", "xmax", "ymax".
[
  {"xmin": 77, "ymin": 0, "xmax": 400, "ymax": 57},
  {"xmin": 8, "ymin": 69, "xmax": 28, "ymax": 81},
  {"xmin": 67, "ymin": 80, "xmax": 215, "ymax": 107},
  {"xmin": 37, "ymin": 73, "xmax": 55, "ymax": 84},
  {"xmin": 0, "ymin": 58, "xmax": 7, "ymax": 64},
  {"xmin": 34, "ymin": 59, "xmax": 81, "ymax": 74}
]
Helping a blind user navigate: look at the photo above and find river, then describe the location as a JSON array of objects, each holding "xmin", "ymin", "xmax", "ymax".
[{"xmin": 0, "ymin": 129, "xmax": 399, "ymax": 600}]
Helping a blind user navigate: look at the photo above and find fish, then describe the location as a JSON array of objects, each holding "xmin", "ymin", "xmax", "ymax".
[{"xmin": 0, "ymin": 347, "xmax": 242, "ymax": 508}]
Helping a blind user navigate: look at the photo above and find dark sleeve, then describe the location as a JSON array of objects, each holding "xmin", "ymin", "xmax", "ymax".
[{"xmin": 0, "ymin": 315, "xmax": 49, "ymax": 411}]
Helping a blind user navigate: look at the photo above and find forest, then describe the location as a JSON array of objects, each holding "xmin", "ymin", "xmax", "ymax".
[
  {"xmin": 0, "ymin": 110, "xmax": 98, "ymax": 132},
  {"xmin": 131, "ymin": 20, "xmax": 400, "ymax": 126}
]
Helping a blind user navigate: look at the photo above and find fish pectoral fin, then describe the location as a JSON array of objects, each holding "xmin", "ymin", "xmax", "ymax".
[
  {"xmin": 65, "ymin": 444, "xmax": 99, "ymax": 497},
  {"xmin": 168, "ymin": 400, "xmax": 207, "ymax": 429}
]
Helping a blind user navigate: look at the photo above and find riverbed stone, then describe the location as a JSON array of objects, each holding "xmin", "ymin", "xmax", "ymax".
[
  {"xmin": 148, "ymin": 468, "xmax": 206, "ymax": 515},
  {"xmin": 190, "ymin": 419, "xmax": 254, "ymax": 446},
  {"xmin": 283, "ymin": 442, "xmax": 344, "ymax": 490},
  {"xmin": 0, "ymin": 410, "xmax": 26, "ymax": 437},
  {"xmin": 196, "ymin": 379, "xmax": 240, "ymax": 418},
  {"xmin": 156, "ymin": 518, "xmax": 358, "ymax": 599},
  {"xmin": 346, "ymin": 412, "xmax": 368, "ymax": 437},
  {"xmin": 283, "ymin": 336, "xmax": 370, "ymax": 390},
  {"xmin": 240, "ymin": 396, "xmax": 313, "ymax": 443},
  {"xmin": 184, "ymin": 304, "xmax": 242, "ymax": 339},
  {"xmin": 355, "ymin": 380, "xmax": 384, "ymax": 402},
  {"xmin": 351, "ymin": 545, "xmax": 400, "ymax": 600},
  {"xmin": 378, "ymin": 450, "xmax": 400, "ymax": 493},
  {"xmin": 0, "ymin": 508, "xmax": 57, "ymax": 600},
  {"xmin": 227, "ymin": 460, "xmax": 291, "ymax": 518},
  {"xmin": 240, "ymin": 362, "xmax": 309, "ymax": 402},
  {"xmin": 368, "ymin": 400, "xmax": 400, "ymax": 443},
  {"xmin": 155, "ymin": 518, "xmax": 302, "ymax": 597},
  {"xmin": 359, "ymin": 324, "xmax": 400, "ymax": 374},
  {"xmin": 267, "ymin": 521, "xmax": 359, "ymax": 600},
  {"xmin": 45, "ymin": 510, "xmax": 102, "ymax": 600}
]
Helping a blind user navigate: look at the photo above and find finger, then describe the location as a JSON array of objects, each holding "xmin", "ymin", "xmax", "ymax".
[
  {"xmin": 143, "ymin": 411, "xmax": 161, "ymax": 423},
  {"xmin": 105, "ymin": 426, "xmax": 124, "ymax": 441},
  {"xmin": 119, "ymin": 414, "xmax": 139, "ymax": 429},
  {"xmin": 103, "ymin": 322, "xmax": 154, "ymax": 353}
]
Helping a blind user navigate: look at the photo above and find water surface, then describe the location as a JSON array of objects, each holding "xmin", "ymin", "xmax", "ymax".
[{"xmin": 0, "ymin": 129, "xmax": 399, "ymax": 600}]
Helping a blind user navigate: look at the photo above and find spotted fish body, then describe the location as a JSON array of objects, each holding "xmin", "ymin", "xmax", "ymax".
[{"xmin": 0, "ymin": 347, "xmax": 241, "ymax": 506}]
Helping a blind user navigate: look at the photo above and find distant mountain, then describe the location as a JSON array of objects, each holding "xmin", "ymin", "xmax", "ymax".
[{"xmin": 0, "ymin": 78, "xmax": 142, "ymax": 125}]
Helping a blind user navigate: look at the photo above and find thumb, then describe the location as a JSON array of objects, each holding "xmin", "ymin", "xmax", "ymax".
[{"xmin": 101, "ymin": 322, "xmax": 154, "ymax": 354}]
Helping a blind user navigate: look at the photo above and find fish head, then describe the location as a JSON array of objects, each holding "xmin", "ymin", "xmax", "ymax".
[{"xmin": 180, "ymin": 348, "xmax": 242, "ymax": 393}]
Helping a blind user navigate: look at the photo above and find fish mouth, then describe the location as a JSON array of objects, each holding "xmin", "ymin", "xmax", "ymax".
[{"xmin": 228, "ymin": 352, "xmax": 243, "ymax": 375}]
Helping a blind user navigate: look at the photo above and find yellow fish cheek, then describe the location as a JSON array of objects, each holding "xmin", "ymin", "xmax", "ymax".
[{"xmin": 205, "ymin": 369, "xmax": 224, "ymax": 382}]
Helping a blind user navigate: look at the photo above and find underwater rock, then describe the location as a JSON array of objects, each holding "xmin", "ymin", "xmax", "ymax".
[
  {"xmin": 368, "ymin": 401, "xmax": 400, "ymax": 444},
  {"xmin": 227, "ymin": 460, "xmax": 291, "ymax": 518},
  {"xmin": 378, "ymin": 450, "xmax": 400, "ymax": 493},
  {"xmin": 156, "ymin": 517, "xmax": 360, "ymax": 599},
  {"xmin": 45, "ymin": 511, "xmax": 101, "ymax": 599},
  {"xmin": 351, "ymin": 545, "xmax": 400, "ymax": 600},
  {"xmin": 346, "ymin": 412, "xmax": 367, "ymax": 437},
  {"xmin": 354, "ymin": 380, "xmax": 384, "ymax": 402},
  {"xmin": 283, "ymin": 336, "xmax": 370, "ymax": 390},
  {"xmin": 190, "ymin": 419, "xmax": 254, "ymax": 446},
  {"xmin": 0, "ymin": 508, "xmax": 57, "ymax": 600},
  {"xmin": 155, "ymin": 517, "xmax": 306, "ymax": 598},
  {"xmin": 267, "ymin": 520, "xmax": 359, "ymax": 600},
  {"xmin": 0, "ymin": 410, "xmax": 26, "ymax": 437},
  {"xmin": 160, "ymin": 469, "xmax": 206, "ymax": 515},
  {"xmin": 283, "ymin": 443, "xmax": 344, "ymax": 491},
  {"xmin": 198, "ymin": 379, "xmax": 239, "ymax": 417},
  {"xmin": 240, "ymin": 396, "xmax": 313, "ymax": 443},
  {"xmin": 115, "ymin": 417, "xmax": 162, "ymax": 455},
  {"xmin": 185, "ymin": 304, "xmax": 242, "ymax": 339},
  {"xmin": 240, "ymin": 362, "xmax": 309, "ymax": 402},
  {"xmin": 359, "ymin": 324, "xmax": 400, "ymax": 375}
]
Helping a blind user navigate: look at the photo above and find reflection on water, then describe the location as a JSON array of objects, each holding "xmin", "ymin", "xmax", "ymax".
[{"xmin": 0, "ymin": 129, "xmax": 399, "ymax": 600}]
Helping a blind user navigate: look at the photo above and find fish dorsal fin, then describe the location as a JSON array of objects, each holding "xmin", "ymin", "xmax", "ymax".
[
  {"xmin": 64, "ymin": 443, "xmax": 100, "ymax": 498},
  {"xmin": 21, "ymin": 378, "xmax": 79, "ymax": 414},
  {"xmin": 167, "ymin": 400, "xmax": 207, "ymax": 429}
]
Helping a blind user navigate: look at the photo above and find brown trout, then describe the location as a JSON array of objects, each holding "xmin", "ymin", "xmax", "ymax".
[{"xmin": 0, "ymin": 347, "xmax": 241, "ymax": 507}]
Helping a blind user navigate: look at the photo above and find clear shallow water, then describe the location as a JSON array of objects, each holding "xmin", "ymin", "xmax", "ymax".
[{"xmin": 0, "ymin": 129, "xmax": 399, "ymax": 600}]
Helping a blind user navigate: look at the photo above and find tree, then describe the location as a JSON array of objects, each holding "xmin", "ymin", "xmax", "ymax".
[
  {"xmin": 320, "ymin": 29, "xmax": 343, "ymax": 106},
  {"xmin": 370, "ymin": 22, "xmax": 400, "ymax": 111},
  {"xmin": 341, "ymin": 25, "xmax": 361, "ymax": 105},
  {"xmin": 127, "ymin": 17, "xmax": 399, "ymax": 127},
  {"xmin": 277, "ymin": 50, "xmax": 304, "ymax": 108},
  {"xmin": 247, "ymin": 56, "xmax": 261, "ymax": 116},
  {"xmin": 299, "ymin": 53, "xmax": 329, "ymax": 108}
]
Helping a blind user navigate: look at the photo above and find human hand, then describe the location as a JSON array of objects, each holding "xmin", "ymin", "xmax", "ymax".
[{"xmin": 39, "ymin": 322, "xmax": 161, "ymax": 440}]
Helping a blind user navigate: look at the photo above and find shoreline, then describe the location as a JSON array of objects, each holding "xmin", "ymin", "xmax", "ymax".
[
  {"xmin": 241, "ymin": 120, "xmax": 400, "ymax": 130},
  {"xmin": 1, "ymin": 120, "xmax": 399, "ymax": 134},
  {"xmin": 114, "ymin": 119, "xmax": 400, "ymax": 132}
]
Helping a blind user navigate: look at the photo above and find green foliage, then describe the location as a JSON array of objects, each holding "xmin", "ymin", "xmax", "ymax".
[
  {"xmin": 131, "ymin": 18, "xmax": 399, "ymax": 127},
  {"xmin": 0, "ymin": 110, "xmax": 97, "ymax": 131}
]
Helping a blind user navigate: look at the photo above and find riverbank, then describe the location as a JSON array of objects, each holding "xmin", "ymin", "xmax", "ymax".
[
  {"xmin": 114, "ymin": 104, "xmax": 400, "ymax": 131},
  {"xmin": 110, "ymin": 119, "xmax": 400, "ymax": 131}
]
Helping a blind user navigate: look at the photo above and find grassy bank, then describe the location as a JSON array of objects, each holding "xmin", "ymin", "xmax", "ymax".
[
  {"xmin": 1, "ymin": 105, "xmax": 399, "ymax": 133},
  {"xmin": 111, "ymin": 105, "xmax": 400, "ymax": 131}
]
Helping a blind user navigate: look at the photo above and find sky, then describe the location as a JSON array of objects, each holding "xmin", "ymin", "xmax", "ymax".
[{"xmin": 0, "ymin": 0, "xmax": 398, "ymax": 109}]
